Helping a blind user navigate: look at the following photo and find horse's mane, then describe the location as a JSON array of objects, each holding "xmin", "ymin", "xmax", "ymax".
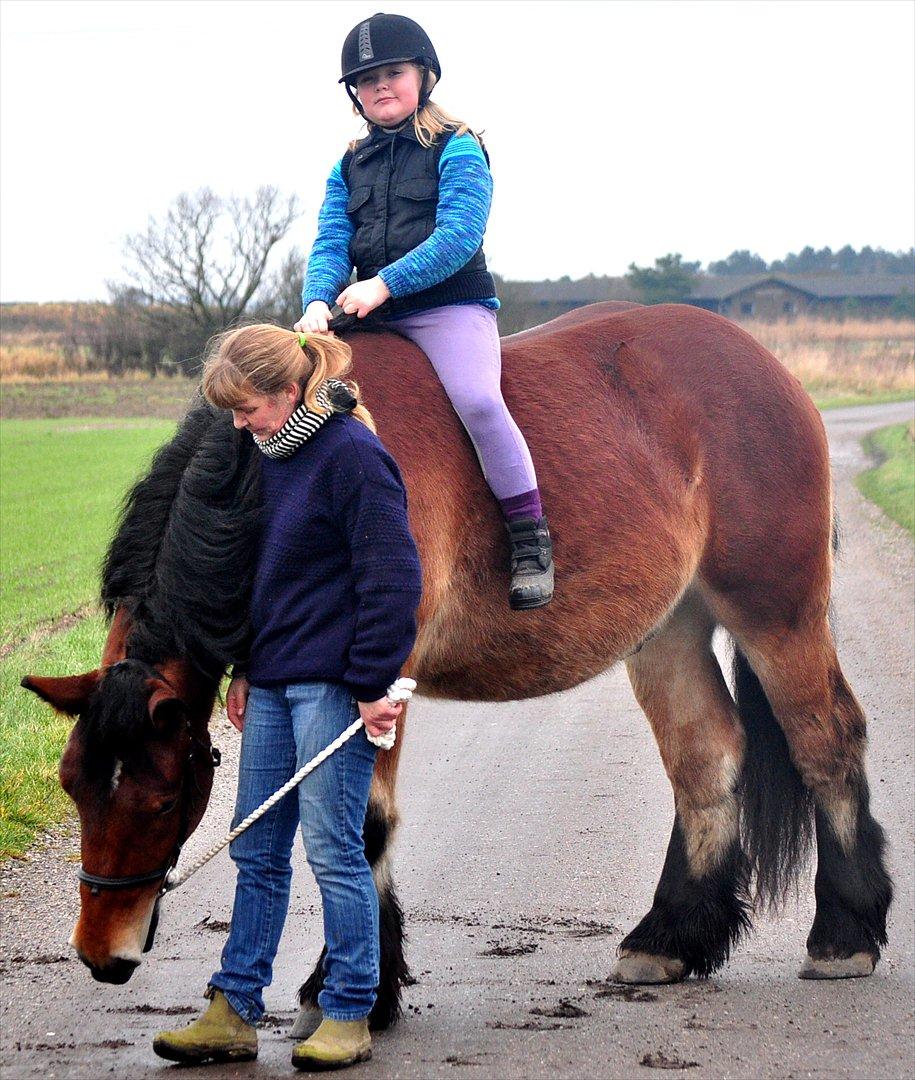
[
  {"xmin": 101, "ymin": 394, "xmax": 262, "ymax": 684},
  {"xmin": 83, "ymin": 660, "xmax": 156, "ymax": 769}
]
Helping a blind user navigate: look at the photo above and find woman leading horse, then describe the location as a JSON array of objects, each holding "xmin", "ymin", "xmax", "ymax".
[{"xmin": 155, "ymin": 326, "xmax": 421, "ymax": 1071}]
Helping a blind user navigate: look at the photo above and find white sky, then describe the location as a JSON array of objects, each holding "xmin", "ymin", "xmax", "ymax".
[{"xmin": 1, "ymin": 0, "xmax": 913, "ymax": 302}]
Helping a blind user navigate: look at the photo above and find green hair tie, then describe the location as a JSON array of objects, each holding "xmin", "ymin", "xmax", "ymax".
[{"xmin": 297, "ymin": 332, "xmax": 309, "ymax": 348}]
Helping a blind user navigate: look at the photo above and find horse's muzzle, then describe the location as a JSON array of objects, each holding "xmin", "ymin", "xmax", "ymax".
[{"xmin": 85, "ymin": 955, "xmax": 140, "ymax": 985}]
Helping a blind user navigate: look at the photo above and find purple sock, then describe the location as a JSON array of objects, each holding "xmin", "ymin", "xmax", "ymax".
[{"xmin": 499, "ymin": 488, "xmax": 543, "ymax": 523}]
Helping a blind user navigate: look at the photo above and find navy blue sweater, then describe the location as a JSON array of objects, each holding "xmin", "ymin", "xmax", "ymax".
[{"xmin": 245, "ymin": 415, "xmax": 422, "ymax": 702}]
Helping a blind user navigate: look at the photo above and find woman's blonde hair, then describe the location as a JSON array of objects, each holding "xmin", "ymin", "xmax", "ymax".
[
  {"xmin": 200, "ymin": 324, "xmax": 376, "ymax": 433},
  {"xmin": 350, "ymin": 67, "xmax": 483, "ymax": 151}
]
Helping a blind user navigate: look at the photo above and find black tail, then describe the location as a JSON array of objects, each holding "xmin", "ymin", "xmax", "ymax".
[{"xmin": 733, "ymin": 647, "xmax": 814, "ymax": 907}]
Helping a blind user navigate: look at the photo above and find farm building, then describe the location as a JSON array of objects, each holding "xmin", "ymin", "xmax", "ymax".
[{"xmin": 686, "ymin": 273, "xmax": 915, "ymax": 320}]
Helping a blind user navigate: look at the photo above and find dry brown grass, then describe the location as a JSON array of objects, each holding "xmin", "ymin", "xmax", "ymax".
[
  {"xmin": 1, "ymin": 302, "xmax": 107, "ymax": 380},
  {"xmin": 0, "ymin": 339, "xmax": 92, "ymax": 380},
  {"xmin": 741, "ymin": 317, "xmax": 914, "ymax": 396},
  {"xmin": 2, "ymin": 303, "xmax": 913, "ymax": 399}
]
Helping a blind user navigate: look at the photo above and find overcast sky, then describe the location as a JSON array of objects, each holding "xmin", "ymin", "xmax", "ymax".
[{"xmin": 1, "ymin": 0, "xmax": 913, "ymax": 302}]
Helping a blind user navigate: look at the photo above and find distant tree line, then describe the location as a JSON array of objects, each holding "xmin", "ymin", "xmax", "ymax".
[
  {"xmin": 68, "ymin": 187, "xmax": 915, "ymax": 374},
  {"xmin": 623, "ymin": 248, "xmax": 914, "ymax": 310},
  {"xmin": 707, "ymin": 245, "xmax": 914, "ymax": 276}
]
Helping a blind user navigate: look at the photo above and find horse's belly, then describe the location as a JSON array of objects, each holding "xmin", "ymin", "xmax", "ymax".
[{"xmin": 411, "ymin": 565, "xmax": 692, "ymax": 702}]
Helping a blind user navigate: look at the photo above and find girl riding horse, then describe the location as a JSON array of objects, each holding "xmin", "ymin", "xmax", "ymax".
[{"xmin": 296, "ymin": 12, "xmax": 555, "ymax": 610}]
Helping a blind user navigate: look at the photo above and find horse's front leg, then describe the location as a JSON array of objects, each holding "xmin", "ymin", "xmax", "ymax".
[{"xmin": 292, "ymin": 713, "xmax": 410, "ymax": 1036}]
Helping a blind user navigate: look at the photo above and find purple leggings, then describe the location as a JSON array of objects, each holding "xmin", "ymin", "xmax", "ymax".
[{"xmin": 382, "ymin": 304, "xmax": 538, "ymax": 501}]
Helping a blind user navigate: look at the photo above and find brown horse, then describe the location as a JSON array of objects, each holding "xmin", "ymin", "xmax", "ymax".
[{"xmin": 23, "ymin": 302, "xmax": 892, "ymax": 1021}]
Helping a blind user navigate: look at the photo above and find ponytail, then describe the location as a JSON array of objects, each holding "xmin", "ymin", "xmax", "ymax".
[{"xmin": 200, "ymin": 324, "xmax": 376, "ymax": 433}]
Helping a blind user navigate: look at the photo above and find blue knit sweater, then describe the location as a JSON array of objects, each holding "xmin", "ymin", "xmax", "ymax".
[
  {"xmin": 245, "ymin": 415, "xmax": 422, "ymax": 702},
  {"xmin": 303, "ymin": 132, "xmax": 499, "ymax": 315}
]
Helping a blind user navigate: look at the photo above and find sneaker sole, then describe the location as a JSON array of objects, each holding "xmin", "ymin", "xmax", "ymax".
[
  {"xmin": 152, "ymin": 1038, "xmax": 258, "ymax": 1064},
  {"xmin": 292, "ymin": 1047, "xmax": 372, "ymax": 1072},
  {"xmin": 509, "ymin": 593, "xmax": 553, "ymax": 610}
]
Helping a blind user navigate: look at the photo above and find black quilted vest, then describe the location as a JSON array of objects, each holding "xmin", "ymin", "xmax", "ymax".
[{"xmin": 342, "ymin": 125, "xmax": 496, "ymax": 316}]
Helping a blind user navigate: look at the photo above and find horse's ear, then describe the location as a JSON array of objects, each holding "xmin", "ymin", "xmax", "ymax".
[
  {"xmin": 21, "ymin": 671, "xmax": 101, "ymax": 715},
  {"xmin": 148, "ymin": 687, "xmax": 186, "ymax": 731}
]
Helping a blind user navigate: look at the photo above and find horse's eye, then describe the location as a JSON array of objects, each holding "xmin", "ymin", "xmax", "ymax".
[{"xmin": 156, "ymin": 797, "xmax": 179, "ymax": 816}]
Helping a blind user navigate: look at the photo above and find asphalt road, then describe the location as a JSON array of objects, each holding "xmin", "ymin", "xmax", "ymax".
[{"xmin": 2, "ymin": 401, "xmax": 913, "ymax": 1080}]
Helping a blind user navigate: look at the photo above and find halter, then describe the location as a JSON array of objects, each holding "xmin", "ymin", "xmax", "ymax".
[{"xmin": 76, "ymin": 661, "xmax": 221, "ymax": 897}]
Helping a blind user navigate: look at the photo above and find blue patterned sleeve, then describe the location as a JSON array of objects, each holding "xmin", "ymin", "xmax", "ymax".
[
  {"xmin": 302, "ymin": 160, "xmax": 355, "ymax": 310},
  {"xmin": 378, "ymin": 134, "xmax": 493, "ymax": 298}
]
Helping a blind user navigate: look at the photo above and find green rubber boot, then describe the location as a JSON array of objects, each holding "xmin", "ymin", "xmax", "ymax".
[
  {"xmin": 291, "ymin": 1017, "xmax": 372, "ymax": 1071},
  {"xmin": 152, "ymin": 987, "xmax": 258, "ymax": 1065}
]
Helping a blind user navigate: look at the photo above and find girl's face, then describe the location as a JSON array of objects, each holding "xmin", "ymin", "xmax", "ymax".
[
  {"xmin": 231, "ymin": 384, "xmax": 298, "ymax": 439},
  {"xmin": 355, "ymin": 63, "xmax": 423, "ymax": 127}
]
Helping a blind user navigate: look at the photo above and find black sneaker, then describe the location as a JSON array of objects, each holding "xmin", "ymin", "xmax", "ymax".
[{"xmin": 506, "ymin": 516, "xmax": 554, "ymax": 610}]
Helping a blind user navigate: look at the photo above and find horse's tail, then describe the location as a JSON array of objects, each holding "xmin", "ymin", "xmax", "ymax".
[{"xmin": 733, "ymin": 647, "xmax": 815, "ymax": 907}]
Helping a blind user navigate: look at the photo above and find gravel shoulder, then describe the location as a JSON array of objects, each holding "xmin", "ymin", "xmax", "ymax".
[{"xmin": 2, "ymin": 400, "xmax": 913, "ymax": 1080}]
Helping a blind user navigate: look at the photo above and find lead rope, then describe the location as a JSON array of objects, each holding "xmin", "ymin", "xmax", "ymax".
[{"xmin": 161, "ymin": 678, "xmax": 416, "ymax": 895}]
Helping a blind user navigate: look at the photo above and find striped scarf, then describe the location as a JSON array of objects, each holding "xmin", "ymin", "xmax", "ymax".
[{"xmin": 253, "ymin": 379, "xmax": 357, "ymax": 459}]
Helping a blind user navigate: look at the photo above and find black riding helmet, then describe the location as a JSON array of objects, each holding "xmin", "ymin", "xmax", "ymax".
[{"xmin": 340, "ymin": 13, "xmax": 441, "ymax": 115}]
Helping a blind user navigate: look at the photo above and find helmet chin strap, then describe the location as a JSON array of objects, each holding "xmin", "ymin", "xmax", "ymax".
[
  {"xmin": 345, "ymin": 81, "xmax": 366, "ymax": 118},
  {"xmin": 417, "ymin": 63, "xmax": 431, "ymax": 109}
]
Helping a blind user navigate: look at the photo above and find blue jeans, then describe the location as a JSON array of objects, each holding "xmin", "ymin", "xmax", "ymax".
[{"xmin": 209, "ymin": 681, "xmax": 379, "ymax": 1023}]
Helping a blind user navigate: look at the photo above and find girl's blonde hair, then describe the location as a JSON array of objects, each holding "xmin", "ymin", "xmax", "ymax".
[
  {"xmin": 350, "ymin": 67, "xmax": 483, "ymax": 151},
  {"xmin": 200, "ymin": 324, "xmax": 376, "ymax": 433}
]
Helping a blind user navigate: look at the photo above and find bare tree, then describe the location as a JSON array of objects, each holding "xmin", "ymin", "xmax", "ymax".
[
  {"xmin": 86, "ymin": 187, "xmax": 302, "ymax": 375},
  {"xmin": 124, "ymin": 186, "xmax": 300, "ymax": 331}
]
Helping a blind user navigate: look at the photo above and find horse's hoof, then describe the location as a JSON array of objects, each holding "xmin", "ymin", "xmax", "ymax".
[
  {"xmin": 798, "ymin": 952, "xmax": 876, "ymax": 980},
  {"xmin": 289, "ymin": 1005, "xmax": 322, "ymax": 1040},
  {"xmin": 613, "ymin": 950, "xmax": 686, "ymax": 984}
]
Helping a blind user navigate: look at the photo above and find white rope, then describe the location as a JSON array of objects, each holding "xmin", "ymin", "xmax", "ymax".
[{"xmin": 162, "ymin": 678, "xmax": 416, "ymax": 894}]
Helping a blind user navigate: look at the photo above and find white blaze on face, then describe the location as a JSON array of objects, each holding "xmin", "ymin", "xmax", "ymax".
[{"xmin": 110, "ymin": 759, "xmax": 123, "ymax": 793}]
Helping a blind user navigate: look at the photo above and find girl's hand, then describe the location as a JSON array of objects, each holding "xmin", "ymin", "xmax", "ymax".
[
  {"xmin": 358, "ymin": 696, "xmax": 403, "ymax": 740},
  {"xmin": 336, "ymin": 277, "xmax": 391, "ymax": 319},
  {"xmin": 226, "ymin": 676, "xmax": 250, "ymax": 733},
  {"xmin": 295, "ymin": 302, "xmax": 332, "ymax": 333}
]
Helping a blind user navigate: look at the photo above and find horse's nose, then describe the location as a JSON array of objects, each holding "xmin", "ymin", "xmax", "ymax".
[{"xmin": 81, "ymin": 954, "xmax": 140, "ymax": 984}]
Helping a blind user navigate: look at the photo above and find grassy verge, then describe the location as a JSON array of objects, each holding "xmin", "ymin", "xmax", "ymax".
[
  {"xmin": 856, "ymin": 423, "xmax": 915, "ymax": 535},
  {"xmin": 0, "ymin": 419, "xmax": 174, "ymax": 858},
  {"xmin": 813, "ymin": 389, "xmax": 915, "ymax": 410}
]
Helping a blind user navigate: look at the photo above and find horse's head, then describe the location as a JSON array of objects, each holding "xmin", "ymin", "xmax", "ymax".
[{"xmin": 21, "ymin": 658, "xmax": 218, "ymax": 983}]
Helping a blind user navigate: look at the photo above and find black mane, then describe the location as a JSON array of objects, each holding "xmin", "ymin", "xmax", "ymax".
[{"xmin": 101, "ymin": 394, "xmax": 262, "ymax": 684}]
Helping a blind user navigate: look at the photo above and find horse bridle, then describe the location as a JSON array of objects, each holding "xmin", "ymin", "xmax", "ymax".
[{"xmin": 76, "ymin": 660, "xmax": 221, "ymax": 899}]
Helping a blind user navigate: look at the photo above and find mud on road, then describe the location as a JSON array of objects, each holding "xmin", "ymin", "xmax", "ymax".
[{"xmin": 2, "ymin": 401, "xmax": 913, "ymax": 1079}]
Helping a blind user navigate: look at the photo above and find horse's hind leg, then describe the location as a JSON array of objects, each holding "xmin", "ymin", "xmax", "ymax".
[
  {"xmin": 294, "ymin": 721, "xmax": 410, "ymax": 1033},
  {"xmin": 737, "ymin": 619, "xmax": 892, "ymax": 977},
  {"xmin": 615, "ymin": 592, "xmax": 750, "ymax": 983}
]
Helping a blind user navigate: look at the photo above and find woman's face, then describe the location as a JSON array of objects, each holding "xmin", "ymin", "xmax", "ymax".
[
  {"xmin": 355, "ymin": 63, "xmax": 422, "ymax": 127},
  {"xmin": 231, "ymin": 384, "xmax": 298, "ymax": 439}
]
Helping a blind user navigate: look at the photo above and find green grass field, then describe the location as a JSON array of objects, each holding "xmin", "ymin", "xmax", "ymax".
[
  {"xmin": 856, "ymin": 423, "xmax": 915, "ymax": 535},
  {"xmin": 0, "ymin": 418, "xmax": 174, "ymax": 856}
]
